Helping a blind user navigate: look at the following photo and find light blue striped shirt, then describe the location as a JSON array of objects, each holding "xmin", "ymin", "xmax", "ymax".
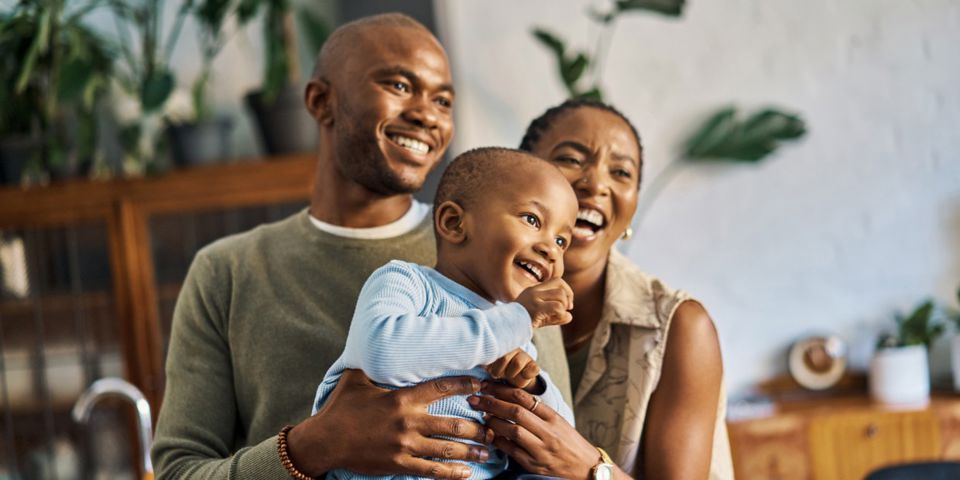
[{"xmin": 312, "ymin": 260, "xmax": 574, "ymax": 479}]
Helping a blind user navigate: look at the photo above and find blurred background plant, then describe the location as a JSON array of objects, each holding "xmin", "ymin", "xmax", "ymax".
[
  {"xmin": 531, "ymin": 0, "xmax": 808, "ymax": 244},
  {"xmin": 0, "ymin": 0, "xmax": 113, "ymax": 185},
  {"xmin": 877, "ymin": 300, "xmax": 948, "ymax": 349}
]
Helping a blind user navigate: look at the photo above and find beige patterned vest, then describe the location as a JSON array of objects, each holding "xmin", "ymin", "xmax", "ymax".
[{"xmin": 573, "ymin": 250, "xmax": 734, "ymax": 479}]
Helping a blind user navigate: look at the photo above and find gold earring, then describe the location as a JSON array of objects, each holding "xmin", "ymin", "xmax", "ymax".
[{"xmin": 621, "ymin": 227, "xmax": 633, "ymax": 241}]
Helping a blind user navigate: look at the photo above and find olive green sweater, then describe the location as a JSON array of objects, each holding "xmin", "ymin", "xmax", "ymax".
[{"xmin": 152, "ymin": 209, "xmax": 571, "ymax": 479}]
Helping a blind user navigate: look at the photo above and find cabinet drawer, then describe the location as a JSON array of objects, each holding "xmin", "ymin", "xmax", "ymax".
[
  {"xmin": 809, "ymin": 410, "xmax": 940, "ymax": 480},
  {"xmin": 729, "ymin": 416, "xmax": 811, "ymax": 480}
]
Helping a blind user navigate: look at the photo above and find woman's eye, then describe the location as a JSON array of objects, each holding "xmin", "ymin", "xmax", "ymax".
[
  {"xmin": 555, "ymin": 156, "xmax": 581, "ymax": 166},
  {"xmin": 613, "ymin": 168, "xmax": 632, "ymax": 179},
  {"xmin": 435, "ymin": 96, "xmax": 452, "ymax": 108},
  {"xmin": 521, "ymin": 214, "xmax": 540, "ymax": 228}
]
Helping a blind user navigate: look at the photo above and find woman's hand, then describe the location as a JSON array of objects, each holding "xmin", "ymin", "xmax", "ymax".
[
  {"xmin": 468, "ymin": 381, "xmax": 600, "ymax": 479},
  {"xmin": 288, "ymin": 369, "xmax": 493, "ymax": 479}
]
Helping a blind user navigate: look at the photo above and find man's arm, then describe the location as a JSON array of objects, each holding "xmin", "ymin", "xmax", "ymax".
[
  {"xmin": 152, "ymin": 252, "xmax": 290, "ymax": 478},
  {"xmin": 152, "ymin": 254, "xmax": 490, "ymax": 479}
]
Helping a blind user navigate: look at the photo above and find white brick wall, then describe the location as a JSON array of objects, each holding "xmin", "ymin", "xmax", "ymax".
[{"xmin": 438, "ymin": 0, "xmax": 960, "ymax": 394}]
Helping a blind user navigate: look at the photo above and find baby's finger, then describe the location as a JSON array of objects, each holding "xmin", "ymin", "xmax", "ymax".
[
  {"xmin": 520, "ymin": 361, "xmax": 540, "ymax": 381},
  {"xmin": 505, "ymin": 357, "xmax": 530, "ymax": 381}
]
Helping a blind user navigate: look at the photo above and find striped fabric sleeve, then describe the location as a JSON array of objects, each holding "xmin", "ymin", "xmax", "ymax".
[{"xmin": 340, "ymin": 262, "xmax": 534, "ymax": 386}]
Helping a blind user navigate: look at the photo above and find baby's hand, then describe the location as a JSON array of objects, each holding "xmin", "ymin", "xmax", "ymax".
[
  {"xmin": 486, "ymin": 348, "xmax": 541, "ymax": 392},
  {"xmin": 515, "ymin": 278, "xmax": 574, "ymax": 328}
]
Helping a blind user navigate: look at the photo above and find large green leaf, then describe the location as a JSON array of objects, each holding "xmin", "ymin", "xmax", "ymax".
[
  {"xmin": 561, "ymin": 53, "xmax": 588, "ymax": 86},
  {"xmin": 576, "ymin": 86, "xmax": 605, "ymax": 102},
  {"xmin": 141, "ymin": 68, "xmax": 175, "ymax": 112},
  {"xmin": 684, "ymin": 107, "xmax": 806, "ymax": 162},
  {"xmin": 195, "ymin": 0, "xmax": 231, "ymax": 30},
  {"xmin": 236, "ymin": 0, "xmax": 261, "ymax": 24},
  {"xmin": 896, "ymin": 300, "xmax": 944, "ymax": 348},
  {"xmin": 532, "ymin": 28, "xmax": 566, "ymax": 59},
  {"xmin": 616, "ymin": 0, "xmax": 685, "ymax": 16}
]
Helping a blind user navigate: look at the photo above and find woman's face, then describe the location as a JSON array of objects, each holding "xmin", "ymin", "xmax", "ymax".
[{"xmin": 529, "ymin": 107, "xmax": 641, "ymax": 274}]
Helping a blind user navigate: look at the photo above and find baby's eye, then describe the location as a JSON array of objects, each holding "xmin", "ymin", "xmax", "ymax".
[
  {"xmin": 521, "ymin": 213, "xmax": 541, "ymax": 228},
  {"xmin": 555, "ymin": 237, "xmax": 568, "ymax": 249}
]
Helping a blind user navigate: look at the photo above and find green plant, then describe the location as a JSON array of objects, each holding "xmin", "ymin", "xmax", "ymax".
[
  {"xmin": 948, "ymin": 286, "xmax": 960, "ymax": 330},
  {"xmin": 236, "ymin": 0, "xmax": 330, "ymax": 100},
  {"xmin": 0, "ymin": 0, "xmax": 113, "ymax": 182},
  {"xmin": 878, "ymin": 300, "xmax": 946, "ymax": 349}
]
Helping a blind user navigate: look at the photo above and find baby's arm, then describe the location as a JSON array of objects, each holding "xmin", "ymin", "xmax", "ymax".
[{"xmin": 340, "ymin": 262, "xmax": 534, "ymax": 386}]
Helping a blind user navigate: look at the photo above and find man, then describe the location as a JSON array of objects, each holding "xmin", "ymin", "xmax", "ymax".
[{"xmin": 152, "ymin": 13, "xmax": 571, "ymax": 479}]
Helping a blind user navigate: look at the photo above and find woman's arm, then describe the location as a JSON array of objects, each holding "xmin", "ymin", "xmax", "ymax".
[{"xmin": 643, "ymin": 300, "xmax": 723, "ymax": 479}]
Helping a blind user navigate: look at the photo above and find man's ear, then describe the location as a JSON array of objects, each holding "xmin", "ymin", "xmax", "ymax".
[
  {"xmin": 435, "ymin": 200, "xmax": 467, "ymax": 245},
  {"xmin": 305, "ymin": 78, "xmax": 334, "ymax": 126}
]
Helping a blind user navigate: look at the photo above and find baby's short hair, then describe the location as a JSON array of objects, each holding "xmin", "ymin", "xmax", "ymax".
[{"xmin": 433, "ymin": 147, "xmax": 545, "ymax": 212}]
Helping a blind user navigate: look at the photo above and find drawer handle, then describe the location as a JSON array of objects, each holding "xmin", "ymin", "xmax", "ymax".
[{"xmin": 865, "ymin": 424, "xmax": 879, "ymax": 438}]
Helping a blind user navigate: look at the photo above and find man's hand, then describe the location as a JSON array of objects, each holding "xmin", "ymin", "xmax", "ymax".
[
  {"xmin": 486, "ymin": 348, "xmax": 542, "ymax": 392},
  {"xmin": 515, "ymin": 278, "xmax": 574, "ymax": 328},
  {"xmin": 287, "ymin": 369, "xmax": 492, "ymax": 479}
]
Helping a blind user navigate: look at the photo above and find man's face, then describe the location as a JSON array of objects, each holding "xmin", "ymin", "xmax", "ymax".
[
  {"xmin": 330, "ymin": 26, "xmax": 454, "ymax": 195},
  {"xmin": 458, "ymin": 165, "xmax": 578, "ymax": 302}
]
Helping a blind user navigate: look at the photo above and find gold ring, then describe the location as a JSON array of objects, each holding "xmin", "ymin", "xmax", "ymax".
[{"xmin": 530, "ymin": 396, "xmax": 541, "ymax": 413}]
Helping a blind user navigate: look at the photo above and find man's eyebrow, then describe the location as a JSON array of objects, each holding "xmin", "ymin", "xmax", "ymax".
[{"xmin": 373, "ymin": 66, "xmax": 455, "ymax": 95}]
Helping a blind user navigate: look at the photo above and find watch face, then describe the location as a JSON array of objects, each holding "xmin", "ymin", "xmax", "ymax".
[{"xmin": 595, "ymin": 463, "xmax": 614, "ymax": 480}]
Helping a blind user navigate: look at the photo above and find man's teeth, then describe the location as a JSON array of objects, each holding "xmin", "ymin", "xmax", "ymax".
[
  {"xmin": 576, "ymin": 208, "xmax": 605, "ymax": 228},
  {"xmin": 518, "ymin": 261, "xmax": 543, "ymax": 281},
  {"xmin": 390, "ymin": 135, "xmax": 430, "ymax": 154}
]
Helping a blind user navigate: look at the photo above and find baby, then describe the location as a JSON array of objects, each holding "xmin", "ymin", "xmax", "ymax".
[{"xmin": 312, "ymin": 147, "xmax": 579, "ymax": 479}]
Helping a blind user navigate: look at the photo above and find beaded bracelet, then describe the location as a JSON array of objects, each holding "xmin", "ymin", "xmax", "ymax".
[{"xmin": 277, "ymin": 425, "xmax": 314, "ymax": 480}]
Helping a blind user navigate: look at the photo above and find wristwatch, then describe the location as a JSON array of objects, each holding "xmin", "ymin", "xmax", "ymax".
[{"xmin": 592, "ymin": 447, "xmax": 614, "ymax": 480}]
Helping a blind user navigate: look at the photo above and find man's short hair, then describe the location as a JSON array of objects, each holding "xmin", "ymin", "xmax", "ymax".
[
  {"xmin": 313, "ymin": 13, "xmax": 431, "ymax": 79},
  {"xmin": 433, "ymin": 147, "xmax": 546, "ymax": 213}
]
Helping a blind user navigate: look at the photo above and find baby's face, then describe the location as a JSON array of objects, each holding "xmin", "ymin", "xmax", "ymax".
[{"xmin": 461, "ymin": 165, "xmax": 578, "ymax": 302}]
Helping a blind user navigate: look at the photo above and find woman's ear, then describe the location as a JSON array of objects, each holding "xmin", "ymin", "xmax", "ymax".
[
  {"xmin": 305, "ymin": 78, "xmax": 334, "ymax": 126},
  {"xmin": 435, "ymin": 200, "xmax": 467, "ymax": 244}
]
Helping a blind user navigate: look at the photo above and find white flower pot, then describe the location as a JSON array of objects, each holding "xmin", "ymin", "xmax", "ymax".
[{"xmin": 869, "ymin": 345, "xmax": 930, "ymax": 409}]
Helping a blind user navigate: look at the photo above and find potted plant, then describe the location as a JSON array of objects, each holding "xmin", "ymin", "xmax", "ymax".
[
  {"xmin": 944, "ymin": 287, "xmax": 960, "ymax": 390},
  {"xmin": 871, "ymin": 301, "xmax": 946, "ymax": 408},
  {"xmin": 0, "ymin": 1, "xmax": 112, "ymax": 185},
  {"xmin": 164, "ymin": 0, "xmax": 240, "ymax": 166},
  {"xmin": 239, "ymin": 0, "xmax": 329, "ymax": 155}
]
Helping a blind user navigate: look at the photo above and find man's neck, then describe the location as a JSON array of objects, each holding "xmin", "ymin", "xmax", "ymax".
[{"xmin": 309, "ymin": 155, "xmax": 414, "ymax": 228}]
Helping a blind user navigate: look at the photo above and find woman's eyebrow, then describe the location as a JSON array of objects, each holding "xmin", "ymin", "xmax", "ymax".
[
  {"xmin": 551, "ymin": 141, "xmax": 591, "ymax": 155},
  {"xmin": 611, "ymin": 152, "xmax": 638, "ymax": 165}
]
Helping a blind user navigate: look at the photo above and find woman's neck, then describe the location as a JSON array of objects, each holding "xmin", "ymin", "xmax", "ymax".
[{"xmin": 562, "ymin": 258, "xmax": 608, "ymax": 351}]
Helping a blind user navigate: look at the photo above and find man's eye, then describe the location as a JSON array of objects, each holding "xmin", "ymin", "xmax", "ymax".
[
  {"xmin": 392, "ymin": 81, "xmax": 410, "ymax": 92},
  {"xmin": 521, "ymin": 214, "xmax": 540, "ymax": 228}
]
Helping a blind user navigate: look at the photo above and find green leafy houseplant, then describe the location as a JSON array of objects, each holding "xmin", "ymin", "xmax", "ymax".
[
  {"xmin": 531, "ymin": 0, "xmax": 808, "ymax": 239},
  {"xmin": 0, "ymin": 0, "xmax": 112, "ymax": 185},
  {"xmin": 877, "ymin": 300, "xmax": 946, "ymax": 349}
]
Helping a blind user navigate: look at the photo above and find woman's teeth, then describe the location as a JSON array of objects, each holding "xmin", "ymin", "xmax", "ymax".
[
  {"xmin": 576, "ymin": 208, "xmax": 605, "ymax": 228},
  {"xmin": 390, "ymin": 135, "xmax": 430, "ymax": 154}
]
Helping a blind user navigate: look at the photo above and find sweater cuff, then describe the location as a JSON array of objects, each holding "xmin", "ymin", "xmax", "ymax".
[
  {"xmin": 235, "ymin": 435, "xmax": 291, "ymax": 479},
  {"xmin": 485, "ymin": 302, "xmax": 534, "ymax": 353}
]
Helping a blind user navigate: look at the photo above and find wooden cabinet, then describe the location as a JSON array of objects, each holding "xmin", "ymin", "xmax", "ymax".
[
  {"xmin": 729, "ymin": 395, "xmax": 960, "ymax": 480},
  {"xmin": 0, "ymin": 156, "xmax": 314, "ymax": 478}
]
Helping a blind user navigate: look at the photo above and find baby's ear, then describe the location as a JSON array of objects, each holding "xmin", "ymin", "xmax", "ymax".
[{"xmin": 435, "ymin": 200, "xmax": 467, "ymax": 244}]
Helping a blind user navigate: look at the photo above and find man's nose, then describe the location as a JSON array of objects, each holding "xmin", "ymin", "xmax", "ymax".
[{"xmin": 404, "ymin": 96, "xmax": 439, "ymax": 128}]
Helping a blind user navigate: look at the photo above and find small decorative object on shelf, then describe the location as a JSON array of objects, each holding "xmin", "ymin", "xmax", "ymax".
[
  {"xmin": 789, "ymin": 336, "xmax": 847, "ymax": 391},
  {"xmin": 871, "ymin": 300, "xmax": 945, "ymax": 409}
]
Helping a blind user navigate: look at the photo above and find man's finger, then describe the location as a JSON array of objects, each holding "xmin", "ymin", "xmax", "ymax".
[
  {"xmin": 404, "ymin": 376, "xmax": 481, "ymax": 404},
  {"xmin": 399, "ymin": 457, "xmax": 472, "ymax": 480},
  {"xmin": 410, "ymin": 437, "xmax": 490, "ymax": 463},
  {"xmin": 422, "ymin": 415, "xmax": 493, "ymax": 444}
]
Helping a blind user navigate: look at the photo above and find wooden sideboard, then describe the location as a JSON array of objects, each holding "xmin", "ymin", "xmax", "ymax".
[
  {"xmin": 0, "ymin": 156, "xmax": 315, "ymax": 477},
  {"xmin": 728, "ymin": 393, "xmax": 960, "ymax": 480}
]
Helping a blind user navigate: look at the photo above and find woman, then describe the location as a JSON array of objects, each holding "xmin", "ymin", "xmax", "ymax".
[{"xmin": 470, "ymin": 100, "xmax": 734, "ymax": 479}]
